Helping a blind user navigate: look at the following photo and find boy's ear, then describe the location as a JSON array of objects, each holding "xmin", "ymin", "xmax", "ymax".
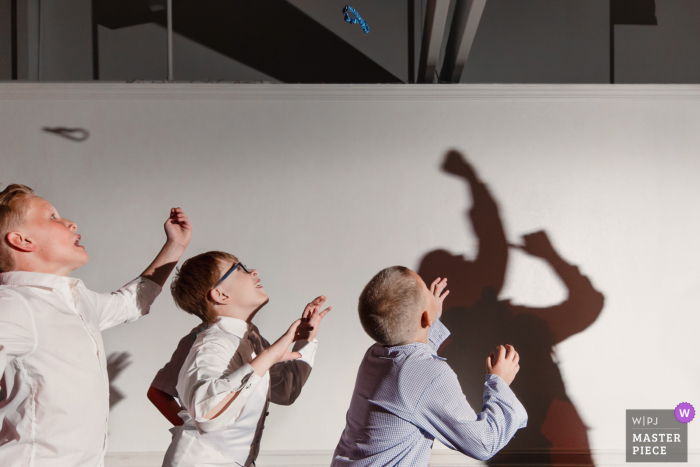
[
  {"xmin": 209, "ymin": 288, "xmax": 229, "ymax": 305},
  {"xmin": 209, "ymin": 288, "xmax": 220, "ymax": 304},
  {"xmin": 420, "ymin": 310, "xmax": 431, "ymax": 329},
  {"xmin": 6, "ymin": 232, "xmax": 37, "ymax": 253}
]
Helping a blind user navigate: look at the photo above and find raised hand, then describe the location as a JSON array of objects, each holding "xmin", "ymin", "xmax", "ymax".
[
  {"xmin": 297, "ymin": 295, "xmax": 332, "ymax": 342},
  {"xmin": 486, "ymin": 344, "xmax": 520, "ymax": 386},
  {"xmin": 164, "ymin": 207, "xmax": 192, "ymax": 249},
  {"xmin": 429, "ymin": 277, "xmax": 449, "ymax": 317}
]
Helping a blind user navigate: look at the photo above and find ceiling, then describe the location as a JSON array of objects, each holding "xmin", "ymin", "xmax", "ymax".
[{"xmin": 1, "ymin": 0, "xmax": 700, "ymax": 84}]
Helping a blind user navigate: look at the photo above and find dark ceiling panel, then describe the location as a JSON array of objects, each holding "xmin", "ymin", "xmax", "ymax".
[{"xmin": 95, "ymin": 0, "xmax": 401, "ymax": 83}]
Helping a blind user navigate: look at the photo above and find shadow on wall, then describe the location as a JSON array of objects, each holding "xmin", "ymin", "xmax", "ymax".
[
  {"xmin": 107, "ymin": 352, "xmax": 132, "ymax": 409},
  {"xmin": 95, "ymin": 0, "xmax": 401, "ymax": 83},
  {"xmin": 417, "ymin": 151, "xmax": 605, "ymax": 466}
]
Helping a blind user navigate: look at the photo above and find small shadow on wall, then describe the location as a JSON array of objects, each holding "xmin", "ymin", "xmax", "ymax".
[
  {"xmin": 107, "ymin": 352, "xmax": 132, "ymax": 409},
  {"xmin": 417, "ymin": 151, "xmax": 605, "ymax": 466}
]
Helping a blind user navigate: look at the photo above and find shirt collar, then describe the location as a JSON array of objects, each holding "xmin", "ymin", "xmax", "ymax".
[
  {"xmin": 214, "ymin": 316, "xmax": 251, "ymax": 339},
  {"xmin": 0, "ymin": 271, "xmax": 83, "ymax": 290},
  {"xmin": 373, "ymin": 342, "xmax": 445, "ymax": 360}
]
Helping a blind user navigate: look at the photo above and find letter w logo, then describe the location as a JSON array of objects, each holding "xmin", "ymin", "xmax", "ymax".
[{"xmin": 680, "ymin": 409, "xmax": 690, "ymax": 418}]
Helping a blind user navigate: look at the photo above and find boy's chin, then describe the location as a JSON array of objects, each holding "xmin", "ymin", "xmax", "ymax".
[{"xmin": 71, "ymin": 252, "xmax": 90, "ymax": 270}]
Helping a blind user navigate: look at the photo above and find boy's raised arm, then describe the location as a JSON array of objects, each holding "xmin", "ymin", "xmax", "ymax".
[
  {"xmin": 93, "ymin": 208, "xmax": 192, "ymax": 331},
  {"xmin": 427, "ymin": 277, "xmax": 450, "ymax": 351},
  {"xmin": 140, "ymin": 208, "xmax": 192, "ymax": 288}
]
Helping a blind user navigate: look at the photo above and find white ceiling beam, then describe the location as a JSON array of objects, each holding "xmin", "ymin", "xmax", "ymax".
[
  {"xmin": 417, "ymin": 0, "xmax": 451, "ymax": 83},
  {"xmin": 441, "ymin": 0, "xmax": 487, "ymax": 83}
]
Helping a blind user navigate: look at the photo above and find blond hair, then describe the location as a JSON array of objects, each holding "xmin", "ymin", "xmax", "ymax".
[
  {"xmin": 170, "ymin": 251, "xmax": 239, "ymax": 324},
  {"xmin": 0, "ymin": 184, "xmax": 36, "ymax": 273},
  {"xmin": 358, "ymin": 266, "xmax": 425, "ymax": 345}
]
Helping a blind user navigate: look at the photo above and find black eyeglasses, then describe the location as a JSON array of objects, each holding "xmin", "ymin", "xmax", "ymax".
[{"xmin": 212, "ymin": 262, "xmax": 251, "ymax": 288}]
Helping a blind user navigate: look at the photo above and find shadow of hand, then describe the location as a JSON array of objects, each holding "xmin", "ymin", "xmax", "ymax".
[
  {"xmin": 107, "ymin": 352, "xmax": 131, "ymax": 381},
  {"xmin": 442, "ymin": 150, "xmax": 478, "ymax": 181}
]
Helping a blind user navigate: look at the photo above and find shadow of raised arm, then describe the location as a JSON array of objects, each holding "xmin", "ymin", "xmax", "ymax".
[
  {"xmin": 509, "ymin": 231, "xmax": 605, "ymax": 344},
  {"xmin": 418, "ymin": 151, "xmax": 508, "ymax": 310}
]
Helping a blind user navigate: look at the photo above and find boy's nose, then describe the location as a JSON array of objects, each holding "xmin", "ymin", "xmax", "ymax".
[
  {"xmin": 66, "ymin": 219, "xmax": 77, "ymax": 231},
  {"xmin": 251, "ymin": 270, "xmax": 258, "ymax": 277}
]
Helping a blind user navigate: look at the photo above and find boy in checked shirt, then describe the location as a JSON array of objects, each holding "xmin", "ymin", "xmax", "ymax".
[{"xmin": 332, "ymin": 267, "xmax": 527, "ymax": 466}]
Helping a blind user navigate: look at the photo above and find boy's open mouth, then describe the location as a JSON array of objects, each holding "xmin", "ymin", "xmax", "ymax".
[{"xmin": 74, "ymin": 235, "xmax": 84, "ymax": 248}]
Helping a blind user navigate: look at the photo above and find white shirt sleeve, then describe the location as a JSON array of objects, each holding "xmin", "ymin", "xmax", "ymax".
[
  {"xmin": 84, "ymin": 276, "xmax": 162, "ymax": 331},
  {"xmin": 0, "ymin": 291, "xmax": 36, "ymax": 375},
  {"xmin": 177, "ymin": 334, "xmax": 265, "ymax": 434}
]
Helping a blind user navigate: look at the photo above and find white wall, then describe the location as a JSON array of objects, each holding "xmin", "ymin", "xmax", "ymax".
[{"xmin": 0, "ymin": 84, "xmax": 698, "ymax": 464}]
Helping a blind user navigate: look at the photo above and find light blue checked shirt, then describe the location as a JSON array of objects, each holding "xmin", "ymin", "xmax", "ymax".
[{"xmin": 332, "ymin": 320, "xmax": 527, "ymax": 466}]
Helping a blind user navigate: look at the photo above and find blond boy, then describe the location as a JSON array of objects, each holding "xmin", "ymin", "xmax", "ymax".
[
  {"xmin": 0, "ymin": 184, "xmax": 191, "ymax": 467},
  {"xmin": 332, "ymin": 267, "xmax": 527, "ymax": 466}
]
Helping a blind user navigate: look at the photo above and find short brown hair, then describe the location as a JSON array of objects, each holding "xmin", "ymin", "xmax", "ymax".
[
  {"xmin": 0, "ymin": 184, "xmax": 36, "ymax": 273},
  {"xmin": 170, "ymin": 251, "xmax": 238, "ymax": 323},
  {"xmin": 358, "ymin": 266, "xmax": 425, "ymax": 346}
]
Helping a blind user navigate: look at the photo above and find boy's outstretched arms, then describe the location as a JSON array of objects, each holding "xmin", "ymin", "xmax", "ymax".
[
  {"xmin": 199, "ymin": 318, "xmax": 311, "ymax": 422},
  {"xmin": 141, "ymin": 208, "xmax": 192, "ymax": 287}
]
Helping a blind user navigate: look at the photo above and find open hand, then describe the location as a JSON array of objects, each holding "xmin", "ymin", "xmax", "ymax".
[
  {"xmin": 486, "ymin": 344, "xmax": 520, "ymax": 386},
  {"xmin": 164, "ymin": 207, "xmax": 192, "ymax": 248},
  {"xmin": 429, "ymin": 277, "xmax": 449, "ymax": 317},
  {"xmin": 297, "ymin": 295, "xmax": 332, "ymax": 342}
]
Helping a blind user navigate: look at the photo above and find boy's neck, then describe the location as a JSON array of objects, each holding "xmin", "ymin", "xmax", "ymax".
[
  {"xmin": 214, "ymin": 305, "xmax": 262, "ymax": 324},
  {"xmin": 10, "ymin": 262, "xmax": 75, "ymax": 277},
  {"xmin": 385, "ymin": 333, "xmax": 428, "ymax": 347},
  {"xmin": 413, "ymin": 328, "xmax": 429, "ymax": 345}
]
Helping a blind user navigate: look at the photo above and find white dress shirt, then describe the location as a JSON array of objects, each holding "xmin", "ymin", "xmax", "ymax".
[
  {"xmin": 163, "ymin": 316, "xmax": 317, "ymax": 467},
  {"xmin": 0, "ymin": 271, "xmax": 161, "ymax": 467}
]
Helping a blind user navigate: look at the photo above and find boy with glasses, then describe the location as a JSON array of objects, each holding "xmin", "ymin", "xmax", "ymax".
[{"xmin": 160, "ymin": 251, "xmax": 331, "ymax": 467}]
